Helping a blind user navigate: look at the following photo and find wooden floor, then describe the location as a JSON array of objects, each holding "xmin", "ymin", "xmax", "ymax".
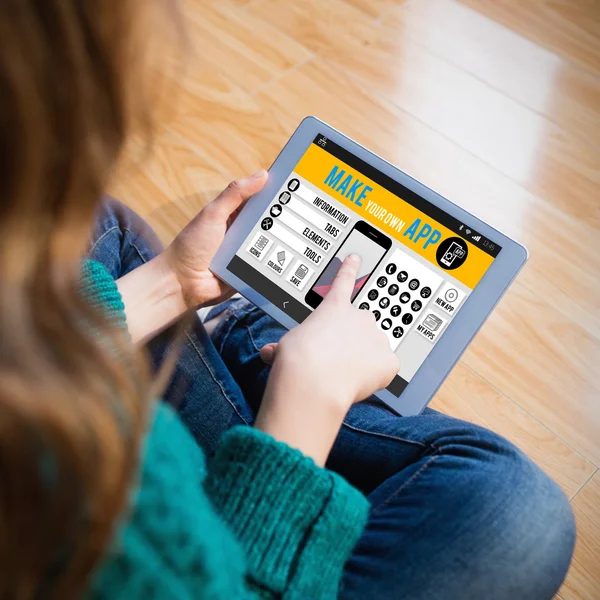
[{"xmin": 111, "ymin": 0, "xmax": 600, "ymax": 597}]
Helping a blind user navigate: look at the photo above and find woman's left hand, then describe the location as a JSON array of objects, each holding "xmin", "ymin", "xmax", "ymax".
[
  {"xmin": 117, "ymin": 171, "xmax": 267, "ymax": 345},
  {"xmin": 165, "ymin": 170, "xmax": 268, "ymax": 309}
]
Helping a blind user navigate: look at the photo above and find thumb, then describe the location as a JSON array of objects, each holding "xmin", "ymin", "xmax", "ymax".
[
  {"xmin": 208, "ymin": 170, "xmax": 268, "ymax": 221},
  {"xmin": 260, "ymin": 343, "xmax": 279, "ymax": 365},
  {"xmin": 326, "ymin": 254, "xmax": 361, "ymax": 303}
]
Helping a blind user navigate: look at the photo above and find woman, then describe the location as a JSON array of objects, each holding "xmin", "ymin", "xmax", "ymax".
[{"xmin": 0, "ymin": 1, "xmax": 575, "ymax": 599}]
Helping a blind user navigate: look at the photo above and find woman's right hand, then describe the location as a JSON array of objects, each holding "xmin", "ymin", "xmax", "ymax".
[{"xmin": 255, "ymin": 254, "xmax": 400, "ymax": 465}]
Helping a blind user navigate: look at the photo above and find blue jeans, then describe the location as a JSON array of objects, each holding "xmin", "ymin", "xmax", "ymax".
[{"xmin": 90, "ymin": 199, "xmax": 575, "ymax": 600}]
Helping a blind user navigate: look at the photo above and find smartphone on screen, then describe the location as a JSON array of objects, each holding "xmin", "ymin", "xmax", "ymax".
[{"xmin": 305, "ymin": 220, "xmax": 391, "ymax": 309}]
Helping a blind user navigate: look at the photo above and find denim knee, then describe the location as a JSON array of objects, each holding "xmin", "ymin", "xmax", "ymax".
[
  {"xmin": 449, "ymin": 427, "xmax": 576, "ymax": 598},
  {"xmin": 89, "ymin": 197, "xmax": 163, "ymax": 278}
]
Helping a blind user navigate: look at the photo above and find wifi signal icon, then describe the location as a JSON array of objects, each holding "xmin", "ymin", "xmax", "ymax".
[{"xmin": 465, "ymin": 229, "xmax": 471, "ymax": 235}]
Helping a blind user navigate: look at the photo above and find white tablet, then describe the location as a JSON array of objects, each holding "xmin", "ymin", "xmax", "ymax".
[{"xmin": 210, "ymin": 117, "xmax": 527, "ymax": 416}]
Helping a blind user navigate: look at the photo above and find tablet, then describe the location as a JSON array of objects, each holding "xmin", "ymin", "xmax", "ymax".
[{"xmin": 210, "ymin": 117, "xmax": 528, "ymax": 416}]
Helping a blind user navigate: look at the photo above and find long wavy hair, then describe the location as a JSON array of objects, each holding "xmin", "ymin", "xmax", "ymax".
[{"xmin": 0, "ymin": 1, "xmax": 176, "ymax": 597}]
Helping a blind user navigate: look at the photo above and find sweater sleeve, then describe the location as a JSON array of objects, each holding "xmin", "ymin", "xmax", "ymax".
[
  {"xmin": 205, "ymin": 427, "xmax": 369, "ymax": 599},
  {"xmin": 80, "ymin": 260, "xmax": 128, "ymax": 331},
  {"xmin": 80, "ymin": 259, "xmax": 370, "ymax": 599}
]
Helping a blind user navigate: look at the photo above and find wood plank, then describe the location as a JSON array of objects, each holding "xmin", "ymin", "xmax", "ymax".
[
  {"xmin": 250, "ymin": 0, "xmax": 600, "ymax": 232},
  {"xmin": 109, "ymin": 132, "xmax": 227, "ymax": 218},
  {"xmin": 342, "ymin": 0, "xmax": 407, "ymax": 19},
  {"xmin": 458, "ymin": 0, "xmax": 600, "ymax": 75},
  {"xmin": 559, "ymin": 471, "xmax": 600, "ymax": 599},
  {"xmin": 463, "ymin": 281, "xmax": 600, "ymax": 466},
  {"xmin": 250, "ymin": 0, "xmax": 373, "ymax": 66},
  {"xmin": 162, "ymin": 61, "xmax": 293, "ymax": 176},
  {"xmin": 386, "ymin": 0, "xmax": 600, "ymax": 147},
  {"xmin": 181, "ymin": 0, "xmax": 311, "ymax": 94},
  {"xmin": 431, "ymin": 362, "xmax": 596, "ymax": 499}
]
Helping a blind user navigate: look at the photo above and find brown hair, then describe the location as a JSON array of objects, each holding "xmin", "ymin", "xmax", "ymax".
[{"xmin": 0, "ymin": 1, "xmax": 174, "ymax": 597}]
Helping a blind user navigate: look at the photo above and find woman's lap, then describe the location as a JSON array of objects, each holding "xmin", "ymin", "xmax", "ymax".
[
  {"xmin": 212, "ymin": 299, "xmax": 575, "ymax": 599},
  {"xmin": 90, "ymin": 199, "xmax": 575, "ymax": 600}
]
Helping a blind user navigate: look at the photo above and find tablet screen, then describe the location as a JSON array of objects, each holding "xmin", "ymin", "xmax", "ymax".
[{"xmin": 226, "ymin": 134, "xmax": 502, "ymax": 397}]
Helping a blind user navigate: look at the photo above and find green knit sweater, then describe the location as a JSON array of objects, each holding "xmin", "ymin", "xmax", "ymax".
[{"xmin": 80, "ymin": 261, "xmax": 369, "ymax": 599}]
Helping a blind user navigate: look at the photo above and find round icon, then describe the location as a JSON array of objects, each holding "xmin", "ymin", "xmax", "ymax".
[
  {"xmin": 359, "ymin": 302, "xmax": 370, "ymax": 310},
  {"xmin": 420, "ymin": 286, "xmax": 432, "ymax": 299},
  {"xmin": 385, "ymin": 263, "xmax": 397, "ymax": 275},
  {"xmin": 287, "ymin": 178, "xmax": 300, "ymax": 192},
  {"xmin": 408, "ymin": 278, "xmax": 420, "ymax": 291},
  {"xmin": 388, "ymin": 284, "xmax": 399, "ymax": 296},
  {"xmin": 381, "ymin": 318, "xmax": 392, "ymax": 331},
  {"xmin": 368, "ymin": 289, "xmax": 379, "ymax": 301},
  {"xmin": 411, "ymin": 300, "xmax": 422, "ymax": 312},
  {"xmin": 372, "ymin": 310, "xmax": 381, "ymax": 321},
  {"xmin": 261, "ymin": 217, "xmax": 273, "ymax": 230},
  {"xmin": 397, "ymin": 270, "xmax": 408, "ymax": 283},
  {"xmin": 436, "ymin": 237, "xmax": 468, "ymax": 270},
  {"xmin": 379, "ymin": 297, "xmax": 390, "ymax": 309},
  {"xmin": 445, "ymin": 288, "xmax": 459, "ymax": 303},
  {"xmin": 399, "ymin": 291, "xmax": 411, "ymax": 304},
  {"xmin": 393, "ymin": 326, "xmax": 404, "ymax": 339},
  {"xmin": 377, "ymin": 276, "xmax": 388, "ymax": 288},
  {"xmin": 390, "ymin": 305, "xmax": 401, "ymax": 318},
  {"xmin": 279, "ymin": 191, "xmax": 291, "ymax": 204},
  {"xmin": 402, "ymin": 313, "xmax": 413, "ymax": 325},
  {"xmin": 270, "ymin": 204, "xmax": 282, "ymax": 218}
]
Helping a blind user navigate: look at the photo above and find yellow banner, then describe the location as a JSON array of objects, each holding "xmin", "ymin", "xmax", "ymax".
[{"xmin": 294, "ymin": 144, "xmax": 493, "ymax": 289}]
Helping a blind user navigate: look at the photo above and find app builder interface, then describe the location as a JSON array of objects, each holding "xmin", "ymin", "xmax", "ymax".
[
  {"xmin": 227, "ymin": 134, "xmax": 501, "ymax": 397},
  {"xmin": 311, "ymin": 223, "xmax": 389, "ymax": 302}
]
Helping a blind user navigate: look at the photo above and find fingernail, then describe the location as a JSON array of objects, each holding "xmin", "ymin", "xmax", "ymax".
[
  {"xmin": 251, "ymin": 170, "xmax": 267, "ymax": 179},
  {"xmin": 347, "ymin": 253, "xmax": 360, "ymax": 263}
]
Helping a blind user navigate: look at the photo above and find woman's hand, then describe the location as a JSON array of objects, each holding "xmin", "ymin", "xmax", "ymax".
[
  {"xmin": 255, "ymin": 255, "xmax": 400, "ymax": 465},
  {"xmin": 117, "ymin": 171, "xmax": 267, "ymax": 344},
  {"xmin": 165, "ymin": 171, "xmax": 268, "ymax": 308}
]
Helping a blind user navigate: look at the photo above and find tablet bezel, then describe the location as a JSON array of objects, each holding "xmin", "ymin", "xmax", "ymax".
[{"xmin": 210, "ymin": 116, "xmax": 528, "ymax": 416}]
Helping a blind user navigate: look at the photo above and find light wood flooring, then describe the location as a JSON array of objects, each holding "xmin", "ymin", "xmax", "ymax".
[{"xmin": 110, "ymin": 0, "xmax": 600, "ymax": 597}]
